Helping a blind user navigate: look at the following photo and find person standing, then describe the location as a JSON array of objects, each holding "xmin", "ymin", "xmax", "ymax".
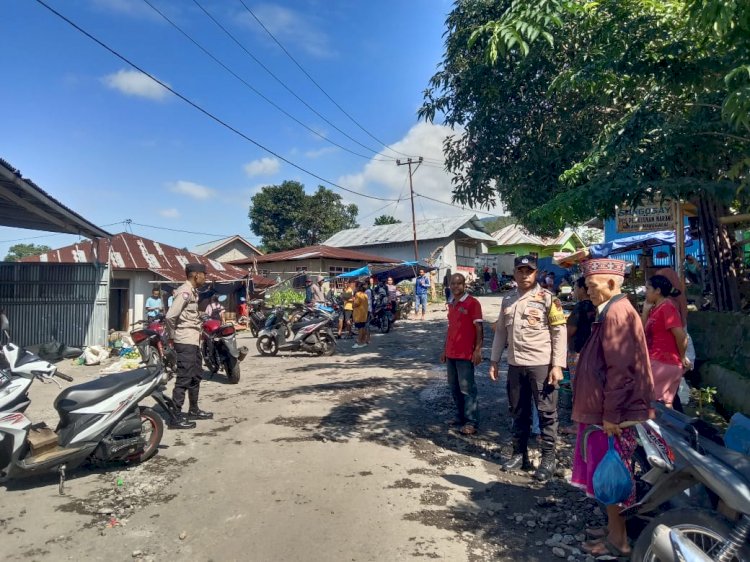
[
  {"xmin": 311, "ymin": 275, "xmax": 326, "ymax": 304},
  {"xmin": 440, "ymin": 273, "xmax": 483, "ymax": 435},
  {"xmin": 571, "ymin": 259, "xmax": 654, "ymax": 558},
  {"xmin": 204, "ymin": 294, "xmax": 226, "ymax": 322},
  {"xmin": 443, "ymin": 268, "xmax": 453, "ymax": 310},
  {"xmin": 338, "ymin": 280, "xmax": 356, "ymax": 338},
  {"xmin": 489, "ymin": 255, "xmax": 567, "ymax": 481},
  {"xmin": 165, "ymin": 263, "xmax": 213, "ymax": 428},
  {"xmin": 352, "ymin": 282, "xmax": 369, "ymax": 349},
  {"xmin": 145, "ymin": 287, "xmax": 164, "ymax": 320},
  {"xmin": 641, "ymin": 274, "xmax": 689, "ymax": 407},
  {"xmin": 415, "ymin": 268, "xmax": 430, "ymax": 321}
]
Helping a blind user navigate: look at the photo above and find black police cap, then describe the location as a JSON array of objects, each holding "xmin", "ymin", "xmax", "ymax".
[
  {"xmin": 185, "ymin": 263, "xmax": 207, "ymax": 276},
  {"xmin": 514, "ymin": 255, "xmax": 538, "ymax": 270}
]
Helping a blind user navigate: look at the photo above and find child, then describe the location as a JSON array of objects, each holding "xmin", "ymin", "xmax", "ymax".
[{"xmin": 352, "ymin": 282, "xmax": 369, "ymax": 349}]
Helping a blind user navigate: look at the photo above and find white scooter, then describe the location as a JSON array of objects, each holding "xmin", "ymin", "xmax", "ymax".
[{"xmin": 0, "ymin": 339, "xmax": 172, "ymax": 493}]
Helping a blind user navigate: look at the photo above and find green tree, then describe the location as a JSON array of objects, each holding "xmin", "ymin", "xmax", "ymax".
[
  {"xmin": 4, "ymin": 243, "xmax": 51, "ymax": 262},
  {"xmin": 421, "ymin": 0, "xmax": 750, "ymax": 310},
  {"xmin": 248, "ymin": 181, "xmax": 358, "ymax": 252},
  {"xmin": 481, "ymin": 216, "xmax": 515, "ymax": 233},
  {"xmin": 373, "ymin": 215, "xmax": 401, "ymax": 226}
]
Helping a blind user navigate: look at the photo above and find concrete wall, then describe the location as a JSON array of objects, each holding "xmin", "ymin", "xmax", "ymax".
[
  {"xmin": 112, "ymin": 270, "xmax": 162, "ymax": 327},
  {"xmin": 688, "ymin": 311, "xmax": 750, "ymax": 414}
]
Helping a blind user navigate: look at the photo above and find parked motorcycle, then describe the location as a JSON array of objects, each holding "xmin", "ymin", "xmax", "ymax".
[
  {"xmin": 0, "ymin": 340, "xmax": 181, "ymax": 493},
  {"xmin": 200, "ymin": 316, "xmax": 246, "ymax": 384},
  {"xmin": 625, "ymin": 404, "xmax": 750, "ymax": 561},
  {"xmin": 256, "ymin": 309, "xmax": 336, "ymax": 356},
  {"xmin": 247, "ymin": 299, "xmax": 269, "ymax": 338},
  {"xmin": 370, "ymin": 296, "xmax": 392, "ymax": 333},
  {"xmin": 396, "ymin": 294, "xmax": 413, "ymax": 320},
  {"xmin": 130, "ymin": 314, "xmax": 176, "ymax": 374}
]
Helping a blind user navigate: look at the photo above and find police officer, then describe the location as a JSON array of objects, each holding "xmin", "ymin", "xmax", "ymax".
[
  {"xmin": 489, "ymin": 255, "xmax": 567, "ymax": 482},
  {"xmin": 165, "ymin": 263, "xmax": 214, "ymax": 428}
]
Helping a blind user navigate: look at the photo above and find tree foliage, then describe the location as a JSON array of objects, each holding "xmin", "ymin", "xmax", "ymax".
[
  {"xmin": 4, "ymin": 243, "xmax": 51, "ymax": 262},
  {"xmin": 248, "ymin": 181, "xmax": 358, "ymax": 252},
  {"xmin": 420, "ymin": 0, "xmax": 750, "ymax": 234},
  {"xmin": 373, "ymin": 215, "xmax": 401, "ymax": 226}
]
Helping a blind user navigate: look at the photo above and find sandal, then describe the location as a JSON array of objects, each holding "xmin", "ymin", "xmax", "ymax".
[
  {"xmin": 581, "ymin": 538, "xmax": 631, "ymax": 559},
  {"xmin": 459, "ymin": 424, "xmax": 477, "ymax": 436}
]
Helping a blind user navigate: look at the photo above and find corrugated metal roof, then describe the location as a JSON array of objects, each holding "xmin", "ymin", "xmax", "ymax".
[
  {"xmin": 190, "ymin": 234, "xmax": 263, "ymax": 256},
  {"xmin": 0, "ymin": 157, "xmax": 110, "ymax": 239},
  {"xmin": 22, "ymin": 232, "xmax": 273, "ymax": 286},
  {"xmin": 458, "ymin": 228, "xmax": 497, "ymax": 243},
  {"xmin": 324, "ymin": 215, "xmax": 486, "ymax": 248},
  {"xmin": 491, "ymin": 224, "xmax": 546, "ymax": 246},
  {"xmin": 231, "ymin": 244, "xmax": 394, "ymax": 265}
]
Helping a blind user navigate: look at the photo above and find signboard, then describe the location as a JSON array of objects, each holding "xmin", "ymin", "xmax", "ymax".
[{"xmin": 616, "ymin": 204, "xmax": 674, "ymax": 233}]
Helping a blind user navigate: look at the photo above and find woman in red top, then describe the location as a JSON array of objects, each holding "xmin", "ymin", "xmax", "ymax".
[{"xmin": 642, "ymin": 275, "xmax": 689, "ymax": 407}]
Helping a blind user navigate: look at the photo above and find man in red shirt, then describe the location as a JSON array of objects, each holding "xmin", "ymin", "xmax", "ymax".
[{"xmin": 440, "ymin": 273, "xmax": 484, "ymax": 435}]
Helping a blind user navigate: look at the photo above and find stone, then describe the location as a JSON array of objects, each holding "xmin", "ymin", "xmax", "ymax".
[
  {"xmin": 179, "ymin": 531, "xmax": 187, "ymax": 540},
  {"xmin": 552, "ymin": 547, "xmax": 567, "ymax": 558},
  {"xmin": 526, "ymin": 520, "xmax": 537, "ymax": 528},
  {"xmin": 552, "ymin": 533, "xmax": 564, "ymax": 543},
  {"xmin": 131, "ymin": 551, "xmax": 143, "ymax": 558},
  {"xmin": 575, "ymin": 533, "xmax": 586, "ymax": 542},
  {"xmin": 97, "ymin": 507, "xmax": 114, "ymax": 515},
  {"xmin": 562, "ymin": 534, "xmax": 575, "ymax": 545}
]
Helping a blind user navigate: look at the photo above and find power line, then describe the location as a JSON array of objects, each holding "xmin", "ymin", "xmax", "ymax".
[
  {"xmin": 237, "ymin": 0, "xmax": 446, "ymax": 166},
  {"xmin": 413, "ymin": 191, "xmax": 505, "ymax": 218},
  {"xmin": 141, "ymin": 0, "xmax": 393, "ymax": 163},
  {"xmin": 129, "ymin": 221, "xmax": 244, "ymax": 239},
  {"xmin": 192, "ymin": 0, "xmax": 398, "ymax": 162},
  {"xmin": 33, "ymin": 0, "xmax": 399, "ymax": 204}
]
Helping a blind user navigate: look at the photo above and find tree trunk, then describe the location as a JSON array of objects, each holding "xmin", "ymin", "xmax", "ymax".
[{"xmin": 698, "ymin": 192, "xmax": 741, "ymax": 311}]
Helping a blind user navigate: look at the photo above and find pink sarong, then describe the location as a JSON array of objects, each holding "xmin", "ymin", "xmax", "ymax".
[{"xmin": 570, "ymin": 424, "xmax": 637, "ymax": 507}]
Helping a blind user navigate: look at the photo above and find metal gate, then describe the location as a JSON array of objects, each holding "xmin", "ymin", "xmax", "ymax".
[{"xmin": 0, "ymin": 262, "xmax": 109, "ymax": 347}]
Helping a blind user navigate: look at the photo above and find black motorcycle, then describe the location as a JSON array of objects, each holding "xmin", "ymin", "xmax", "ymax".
[
  {"xmin": 247, "ymin": 299, "xmax": 269, "ymax": 338},
  {"xmin": 256, "ymin": 308, "xmax": 336, "ymax": 356},
  {"xmin": 370, "ymin": 296, "xmax": 392, "ymax": 333}
]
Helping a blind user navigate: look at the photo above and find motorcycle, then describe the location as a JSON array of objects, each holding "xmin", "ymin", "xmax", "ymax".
[
  {"xmin": 0, "ymin": 339, "xmax": 183, "ymax": 493},
  {"xmin": 130, "ymin": 314, "xmax": 176, "ymax": 374},
  {"xmin": 396, "ymin": 294, "xmax": 413, "ymax": 320},
  {"xmin": 370, "ymin": 295, "xmax": 392, "ymax": 334},
  {"xmin": 247, "ymin": 299, "xmax": 269, "ymax": 338},
  {"xmin": 625, "ymin": 404, "xmax": 750, "ymax": 561},
  {"xmin": 200, "ymin": 316, "xmax": 246, "ymax": 384},
  {"xmin": 256, "ymin": 309, "xmax": 336, "ymax": 357}
]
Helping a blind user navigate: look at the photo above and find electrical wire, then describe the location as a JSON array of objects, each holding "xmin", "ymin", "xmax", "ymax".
[
  {"xmin": 237, "ymin": 0, "xmax": 446, "ymax": 165},
  {"xmin": 33, "ymin": 0, "xmax": 399, "ymax": 204},
  {"xmin": 192, "ymin": 0, "xmax": 399, "ymax": 162},
  {"xmin": 141, "ymin": 0, "xmax": 393, "ymax": 163},
  {"xmin": 130, "ymin": 221, "xmax": 257, "ymax": 240},
  {"xmin": 414, "ymin": 191, "xmax": 505, "ymax": 218}
]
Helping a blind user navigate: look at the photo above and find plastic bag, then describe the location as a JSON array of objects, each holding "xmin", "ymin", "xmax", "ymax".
[
  {"xmin": 593, "ymin": 436, "xmax": 633, "ymax": 505},
  {"xmin": 685, "ymin": 332, "xmax": 696, "ymax": 369}
]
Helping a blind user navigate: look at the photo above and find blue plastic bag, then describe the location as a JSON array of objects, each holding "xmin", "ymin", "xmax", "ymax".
[{"xmin": 592, "ymin": 436, "xmax": 633, "ymax": 505}]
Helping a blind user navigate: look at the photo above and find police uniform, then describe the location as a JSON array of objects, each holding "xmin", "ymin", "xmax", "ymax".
[
  {"xmin": 165, "ymin": 263, "xmax": 212, "ymax": 421},
  {"xmin": 490, "ymin": 256, "xmax": 567, "ymax": 476}
]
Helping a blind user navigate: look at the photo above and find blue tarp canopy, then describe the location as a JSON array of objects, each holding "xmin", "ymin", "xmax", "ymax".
[
  {"xmin": 336, "ymin": 260, "xmax": 436, "ymax": 283},
  {"xmin": 589, "ymin": 230, "xmax": 692, "ymax": 259}
]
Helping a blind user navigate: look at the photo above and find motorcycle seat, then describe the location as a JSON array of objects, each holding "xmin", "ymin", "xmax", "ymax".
[
  {"xmin": 700, "ymin": 437, "xmax": 750, "ymax": 482},
  {"xmin": 54, "ymin": 367, "xmax": 157, "ymax": 414}
]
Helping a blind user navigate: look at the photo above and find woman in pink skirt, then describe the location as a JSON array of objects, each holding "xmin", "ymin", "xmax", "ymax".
[{"xmin": 641, "ymin": 274, "xmax": 689, "ymax": 407}]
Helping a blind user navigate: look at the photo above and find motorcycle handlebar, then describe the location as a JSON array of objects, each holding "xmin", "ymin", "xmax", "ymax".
[{"xmin": 56, "ymin": 372, "xmax": 74, "ymax": 382}]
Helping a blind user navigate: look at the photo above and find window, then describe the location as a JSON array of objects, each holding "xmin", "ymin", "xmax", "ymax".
[
  {"xmin": 295, "ymin": 266, "xmax": 308, "ymax": 272},
  {"xmin": 329, "ymin": 266, "xmax": 356, "ymax": 289}
]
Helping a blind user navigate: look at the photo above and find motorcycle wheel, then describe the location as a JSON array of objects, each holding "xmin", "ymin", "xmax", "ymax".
[
  {"xmin": 318, "ymin": 333, "xmax": 336, "ymax": 356},
  {"xmin": 223, "ymin": 355, "xmax": 241, "ymax": 384},
  {"xmin": 126, "ymin": 407, "xmax": 164, "ymax": 464},
  {"xmin": 250, "ymin": 324, "xmax": 258, "ymax": 338},
  {"xmin": 145, "ymin": 346, "xmax": 161, "ymax": 367},
  {"xmin": 380, "ymin": 315, "xmax": 391, "ymax": 334},
  {"xmin": 256, "ymin": 334, "xmax": 279, "ymax": 356},
  {"xmin": 631, "ymin": 508, "xmax": 750, "ymax": 562}
]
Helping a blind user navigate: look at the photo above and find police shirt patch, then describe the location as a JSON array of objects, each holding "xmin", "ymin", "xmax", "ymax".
[
  {"xmin": 548, "ymin": 298, "xmax": 566, "ymax": 326},
  {"xmin": 182, "ymin": 292, "xmax": 190, "ymax": 301}
]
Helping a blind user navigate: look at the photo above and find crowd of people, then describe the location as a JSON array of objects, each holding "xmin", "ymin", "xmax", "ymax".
[{"xmin": 441, "ymin": 254, "xmax": 693, "ymax": 558}]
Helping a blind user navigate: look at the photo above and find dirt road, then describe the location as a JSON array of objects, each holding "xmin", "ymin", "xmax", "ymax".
[{"xmin": 0, "ymin": 296, "xmax": 603, "ymax": 562}]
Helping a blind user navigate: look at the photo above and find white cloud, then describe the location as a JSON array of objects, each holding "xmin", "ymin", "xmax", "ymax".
[
  {"xmin": 102, "ymin": 69, "xmax": 169, "ymax": 101},
  {"xmin": 243, "ymin": 157, "xmax": 280, "ymax": 177},
  {"xmin": 168, "ymin": 180, "xmax": 215, "ymax": 200},
  {"xmin": 336, "ymin": 122, "xmax": 506, "ymax": 225},
  {"xmin": 159, "ymin": 208, "xmax": 180, "ymax": 218},
  {"xmin": 237, "ymin": 4, "xmax": 335, "ymax": 58},
  {"xmin": 304, "ymin": 146, "xmax": 339, "ymax": 159}
]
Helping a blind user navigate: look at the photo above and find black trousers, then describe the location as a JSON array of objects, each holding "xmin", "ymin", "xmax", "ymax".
[
  {"xmin": 173, "ymin": 343, "xmax": 203, "ymax": 411},
  {"xmin": 507, "ymin": 364, "xmax": 558, "ymax": 452}
]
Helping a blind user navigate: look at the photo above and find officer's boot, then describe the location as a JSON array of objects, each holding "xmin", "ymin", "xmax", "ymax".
[
  {"xmin": 187, "ymin": 387, "xmax": 213, "ymax": 420},
  {"xmin": 502, "ymin": 440, "xmax": 532, "ymax": 472},
  {"xmin": 534, "ymin": 446, "xmax": 557, "ymax": 482}
]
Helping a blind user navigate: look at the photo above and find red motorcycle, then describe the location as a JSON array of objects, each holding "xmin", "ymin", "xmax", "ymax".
[
  {"xmin": 130, "ymin": 314, "xmax": 176, "ymax": 374},
  {"xmin": 200, "ymin": 317, "xmax": 246, "ymax": 384}
]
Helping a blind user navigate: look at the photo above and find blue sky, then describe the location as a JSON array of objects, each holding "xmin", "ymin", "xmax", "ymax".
[{"xmin": 1, "ymin": 0, "xmax": 494, "ymax": 257}]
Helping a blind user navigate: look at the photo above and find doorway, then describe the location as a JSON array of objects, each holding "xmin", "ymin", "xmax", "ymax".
[{"xmin": 109, "ymin": 278, "xmax": 129, "ymax": 330}]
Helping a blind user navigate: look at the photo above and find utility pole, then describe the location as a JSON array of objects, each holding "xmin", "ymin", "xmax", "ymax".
[{"xmin": 396, "ymin": 157, "xmax": 423, "ymax": 261}]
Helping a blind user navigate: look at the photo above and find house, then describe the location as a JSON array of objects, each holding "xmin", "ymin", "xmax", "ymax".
[
  {"xmin": 191, "ymin": 235, "xmax": 263, "ymax": 263},
  {"xmin": 323, "ymin": 215, "xmax": 496, "ymax": 278},
  {"xmin": 230, "ymin": 245, "xmax": 393, "ymax": 287},
  {"xmin": 23, "ymin": 233, "xmax": 273, "ymax": 330},
  {"xmin": 489, "ymin": 225, "xmax": 585, "ymax": 258},
  {"xmin": 0, "ymin": 157, "xmax": 111, "ymax": 347}
]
